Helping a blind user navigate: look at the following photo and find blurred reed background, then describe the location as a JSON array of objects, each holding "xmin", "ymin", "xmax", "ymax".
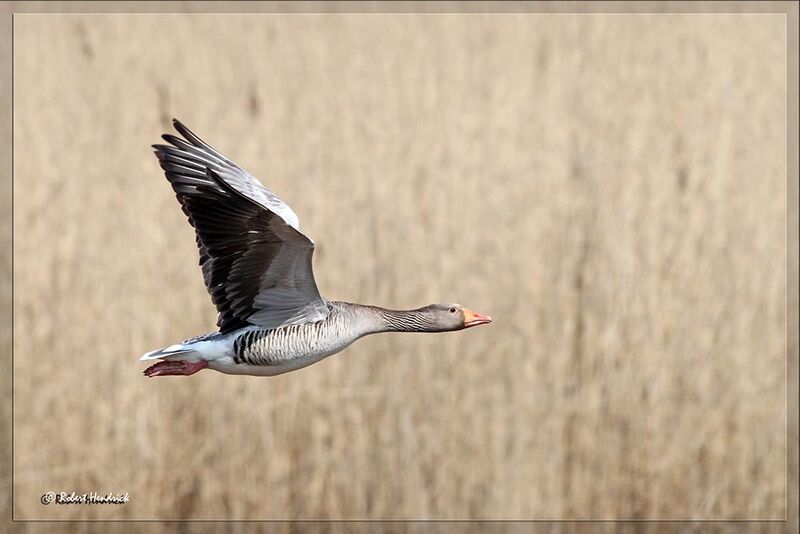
[{"xmin": 7, "ymin": 11, "xmax": 789, "ymax": 527}]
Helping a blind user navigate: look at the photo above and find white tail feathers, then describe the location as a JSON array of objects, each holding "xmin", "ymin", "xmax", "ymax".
[{"xmin": 139, "ymin": 344, "xmax": 197, "ymax": 361}]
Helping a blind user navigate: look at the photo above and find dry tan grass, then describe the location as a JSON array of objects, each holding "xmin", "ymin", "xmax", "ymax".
[{"xmin": 8, "ymin": 12, "xmax": 789, "ymax": 522}]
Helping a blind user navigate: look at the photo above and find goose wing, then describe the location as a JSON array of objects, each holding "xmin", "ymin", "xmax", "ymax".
[{"xmin": 152, "ymin": 119, "xmax": 329, "ymax": 333}]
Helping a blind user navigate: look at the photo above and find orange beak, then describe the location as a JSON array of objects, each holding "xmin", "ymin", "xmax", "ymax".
[{"xmin": 463, "ymin": 308, "xmax": 492, "ymax": 328}]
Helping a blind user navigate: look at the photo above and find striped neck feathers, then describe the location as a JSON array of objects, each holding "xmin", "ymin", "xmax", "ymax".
[{"xmin": 365, "ymin": 304, "xmax": 464, "ymax": 333}]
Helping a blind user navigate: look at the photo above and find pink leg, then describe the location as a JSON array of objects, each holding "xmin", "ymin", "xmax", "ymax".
[{"xmin": 144, "ymin": 360, "xmax": 208, "ymax": 378}]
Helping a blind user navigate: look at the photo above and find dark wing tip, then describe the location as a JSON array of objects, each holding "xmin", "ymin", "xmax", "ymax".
[
  {"xmin": 151, "ymin": 144, "xmax": 170, "ymax": 157},
  {"xmin": 171, "ymin": 118, "xmax": 194, "ymax": 143},
  {"xmin": 172, "ymin": 119, "xmax": 200, "ymax": 144}
]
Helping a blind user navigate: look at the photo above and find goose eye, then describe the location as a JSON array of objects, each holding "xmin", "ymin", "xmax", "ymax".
[{"xmin": 449, "ymin": 307, "xmax": 456, "ymax": 313}]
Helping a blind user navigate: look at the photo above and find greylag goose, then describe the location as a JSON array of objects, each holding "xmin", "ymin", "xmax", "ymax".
[{"xmin": 140, "ymin": 119, "xmax": 492, "ymax": 377}]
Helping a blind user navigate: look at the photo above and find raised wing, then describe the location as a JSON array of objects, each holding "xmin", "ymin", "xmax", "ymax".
[{"xmin": 153, "ymin": 119, "xmax": 329, "ymax": 333}]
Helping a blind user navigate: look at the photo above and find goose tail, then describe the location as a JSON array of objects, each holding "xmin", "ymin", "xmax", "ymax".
[{"xmin": 139, "ymin": 344, "xmax": 198, "ymax": 361}]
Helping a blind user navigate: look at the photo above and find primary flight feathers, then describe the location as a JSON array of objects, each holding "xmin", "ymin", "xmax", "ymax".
[{"xmin": 152, "ymin": 119, "xmax": 329, "ymax": 333}]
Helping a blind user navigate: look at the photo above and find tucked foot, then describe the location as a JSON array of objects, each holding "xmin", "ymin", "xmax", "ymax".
[{"xmin": 144, "ymin": 359, "xmax": 208, "ymax": 377}]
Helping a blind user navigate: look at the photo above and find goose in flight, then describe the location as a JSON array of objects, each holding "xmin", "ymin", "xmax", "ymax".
[{"xmin": 140, "ymin": 119, "xmax": 492, "ymax": 377}]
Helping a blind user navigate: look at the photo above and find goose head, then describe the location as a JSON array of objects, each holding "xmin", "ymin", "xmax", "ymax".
[{"xmin": 422, "ymin": 303, "xmax": 493, "ymax": 331}]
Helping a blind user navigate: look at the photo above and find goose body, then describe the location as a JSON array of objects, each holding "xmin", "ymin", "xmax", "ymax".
[{"xmin": 140, "ymin": 120, "xmax": 491, "ymax": 378}]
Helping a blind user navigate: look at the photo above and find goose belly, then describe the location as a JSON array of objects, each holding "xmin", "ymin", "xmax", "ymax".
[{"xmin": 209, "ymin": 321, "xmax": 359, "ymax": 376}]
